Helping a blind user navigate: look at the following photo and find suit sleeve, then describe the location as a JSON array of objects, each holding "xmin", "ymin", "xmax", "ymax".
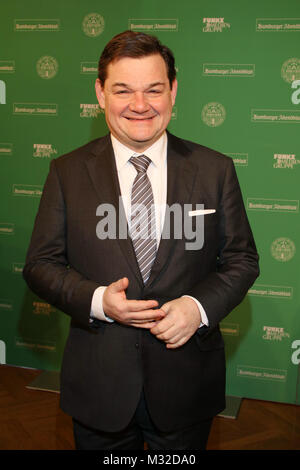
[
  {"xmin": 23, "ymin": 159, "xmax": 101, "ymax": 329},
  {"xmin": 187, "ymin": 157, "xmax": 259, "ymax": 329}
]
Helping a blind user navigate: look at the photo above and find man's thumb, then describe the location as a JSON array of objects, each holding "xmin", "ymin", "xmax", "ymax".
[{"xmin": 111, "ymin": 277, "xmax": 129, "ymax": 293}]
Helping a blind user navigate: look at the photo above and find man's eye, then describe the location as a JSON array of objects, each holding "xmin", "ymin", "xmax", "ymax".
[
  {"xmin": 148, "ymin": 89, "xmax": 160, "ymax": 94},
  {"xmin": 116, "ymin": 90, "xmax": 129, "ymax": 94}
]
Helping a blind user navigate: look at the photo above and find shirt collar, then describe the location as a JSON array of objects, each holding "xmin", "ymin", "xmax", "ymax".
[{"xmin": 111, "ymin": 132, "xmax": 167, "ymax": 172}]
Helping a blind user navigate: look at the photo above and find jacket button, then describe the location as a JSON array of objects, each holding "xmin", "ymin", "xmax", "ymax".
[{"xmin": 135, "ymin": 343, "xmax": 139, "ymax": 348}]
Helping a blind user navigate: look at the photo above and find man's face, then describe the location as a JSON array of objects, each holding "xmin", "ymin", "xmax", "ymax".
[{"xmin": 95, "ymin": 54, "xmax": 177, "ymax": 152}]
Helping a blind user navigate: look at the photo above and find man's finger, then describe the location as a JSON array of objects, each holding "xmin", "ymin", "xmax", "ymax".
[
  {"xmin": 166, "ymin": 337, "xmax": 187, "ymax": 349},
  {"xmin": 130, "ymin": 321, "xmax": 160, "ymax": 329},
  {"xmin": 128, "ymin": 308, "xmax": 165, "ymax": 322},
  {"xmin": 125, "ymin": 299, "xmax": 159, "ymax": 312},
  {"xmin": 150, "ymin": 315, "xmax": 175, "ymax": 335}
]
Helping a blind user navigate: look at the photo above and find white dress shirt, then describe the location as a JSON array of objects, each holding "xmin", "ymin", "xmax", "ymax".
[{"xmin": 90, "ymin": 132, "xmax": 208, "ymax": 327}]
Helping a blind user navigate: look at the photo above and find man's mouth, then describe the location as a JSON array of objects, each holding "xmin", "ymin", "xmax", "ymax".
[{"xmin": 123, "ymin": 115, "xmax": 156, "ymax": 121}]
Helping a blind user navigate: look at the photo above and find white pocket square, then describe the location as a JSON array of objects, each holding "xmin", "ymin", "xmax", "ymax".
[{"xmin": 188, "ymin": 209, "xmax": 216, "ymax": 216}]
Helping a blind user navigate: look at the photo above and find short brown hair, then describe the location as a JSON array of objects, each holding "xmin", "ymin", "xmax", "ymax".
[{"xmin": 98, "ymin": 30, "xmax": 176, "ymax": 88}]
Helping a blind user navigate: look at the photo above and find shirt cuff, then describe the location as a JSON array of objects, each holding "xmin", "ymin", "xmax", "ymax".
[
  {"xmin": 181, "ymin": 295, "xmax": 209, "ymax": 328},
  {"xmin": 90, "ymin": 286, "xmax": 114, "ymax": 323}
]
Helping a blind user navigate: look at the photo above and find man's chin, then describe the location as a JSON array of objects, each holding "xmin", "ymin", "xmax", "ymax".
[
  {"xmin": 124, "ymin": 131, "xmax": 161, "ymax": 147},
  {"xmin": 129, "ymin": 133, "xmax": 164, "ymax": 150}
]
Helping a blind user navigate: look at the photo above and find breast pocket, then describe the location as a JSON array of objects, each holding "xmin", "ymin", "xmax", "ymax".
[{"xmin": 185, "ymin": 212, "xmax": 218, "ymax": 252}]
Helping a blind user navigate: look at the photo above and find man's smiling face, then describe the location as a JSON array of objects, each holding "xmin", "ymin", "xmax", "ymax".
[{"xmin": 95, "ymin": 54, "xmax": 177, "ymax": 152}]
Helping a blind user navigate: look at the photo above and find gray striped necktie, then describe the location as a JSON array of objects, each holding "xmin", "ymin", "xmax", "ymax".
[{"xmin": 130, "ymin": 155, "xmax": 156, "ymax": 284}]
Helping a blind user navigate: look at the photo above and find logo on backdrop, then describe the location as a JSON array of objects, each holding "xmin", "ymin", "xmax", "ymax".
[
  {"xmin": 80, "ymin": 62, "xmax": 98, "ymax": 75},
  {"xmin": 251, "ymin": 109, "xmax": 300, "ymax": 123},
  {"xmin": 281, "ymin": 58, "xmax": 300, "ymax": 83},
  {"xmin": 0, "ymin": 60, "xmax": 15, "ymax": 73},
  {"xmin": 0, "ymin": 143, "xmax": 13, "ymax": 156},
  {"xmin": 273, "ymin": 153, "xmax": 300, "ymax": 169},
  {"xmin": 0, "ymin": 223, "xmax": 15, "ymax": 235},
  {"xmin": 247, "ymin": 198, "xmax": 299, "ymax": 213},
  {"xmin": 33, "ymin": 301, "xmax": 56, "ymax": 316},
  {"xmin": 0, "ymin": 299, "xmax": 13, "ymax": 311},
  {"xmin": 33, "ymin": 144, "xmax": 58, "ymax": 158},
  {"xmin": 248, "ymin": 284, "xmax": 293, "ymax": 299},
  {"xmin": 202, "ymin": 18, "xmax": 231, "ymax": 32},
  {"xmin": 13, "ymin": 103, "xmax": 58, "ymax": 116},
  {"xmin": 203, "ymin": 63, "xmax": 255, "ymax": 77},
  {"xmin": 237, "ymin": 365, "xmax": 287, "ymax": 383},
  {"xmin": 12, "ymin": 262, "xmax": 24, "ymax": 274},
  {"xmin": 129, "ymin": 19, "xmax": 179, "ymax": 32},
  {"xmin": 201, "ymin": 102, "xmax": 226, "ymax": 127},
  {"xmin": 14, "ymin": 19, "xmax": 61, "ymax": 32},
  {"xmin": 271, "ymin": 237, "xmax": 296, "ymax": 262},
  {"xmin": 256, "ymin": 18, "xmax": 300, "ymax": 32},
  {"xmin": 220, "ymin": 323, "xmax": 239, "ymax": 336},
  {"xmin": 36, "ymin": 56, "xmax": 58, "ymax": 79},
  {"xmin": 262, "ymin": 326, "xmax": 290, "ymax": 341},
  {"xmin": 0, "ymin": 80, "xmax": 6, "ymax": 104},
  {"xmin": 12, "ymin": 184, "xmax": 42, "ymax": 197},
  {"xmin": 80, "ymin": 103, "xmax": 104, "ymax": 118},
  {"xmin": 225, "ymin": 153, "xmax": 248, "ymax": 166},
  {"xmin": 15, "ymin": 338, "xmax": 56, "ymax": 353},
  {"xmin": 82, "ymin": 13, "xmax": 105, "ymax": 37}
]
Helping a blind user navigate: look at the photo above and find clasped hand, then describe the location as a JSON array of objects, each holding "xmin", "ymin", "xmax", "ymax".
[{"xmin": 102, "ymin": 277, "xmax": 201, "ymax": 349}]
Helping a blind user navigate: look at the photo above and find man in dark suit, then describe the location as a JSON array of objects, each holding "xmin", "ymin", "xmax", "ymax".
[{"xmin": 23, "ymin": 31, "xmax": 259, "ymax": 450}]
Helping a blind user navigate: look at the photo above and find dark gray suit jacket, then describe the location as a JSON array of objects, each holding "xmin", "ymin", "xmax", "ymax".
[{"xmin": 23, "ymin": 132, "xmax": 259, "ymax": 432}]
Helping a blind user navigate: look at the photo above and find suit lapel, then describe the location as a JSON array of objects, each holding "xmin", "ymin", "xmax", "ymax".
[
  {"xmin": 147, "ymin": 133, "xmax": 199, "ymax": 287},
  {"xmin": 85, "ymin": 136, "xmax": 143, "ymax": 286}
]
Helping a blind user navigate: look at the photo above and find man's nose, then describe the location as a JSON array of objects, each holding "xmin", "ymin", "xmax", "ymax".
[{"xmin": 129, "ymin": 92, "xmax": 151, "ymax": 112}]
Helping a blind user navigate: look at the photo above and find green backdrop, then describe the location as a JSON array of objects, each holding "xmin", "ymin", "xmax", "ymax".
[{"xmin": 1, "ymin": 0, "xmax": 299, "ymax": 405}]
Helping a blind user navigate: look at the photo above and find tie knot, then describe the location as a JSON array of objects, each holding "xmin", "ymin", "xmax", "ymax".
[{"xmin": 130, "ymin": 155, "xmax": 151, "ymax": 174}]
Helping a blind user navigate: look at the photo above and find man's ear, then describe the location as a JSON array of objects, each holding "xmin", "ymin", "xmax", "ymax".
[
  {"xmin": 95, "ymin": 78, "xmax": 105, "ymax": 109},
  {"xmin": 171, "ymin": 78, "xmax": 178, "ymax": 106}
]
